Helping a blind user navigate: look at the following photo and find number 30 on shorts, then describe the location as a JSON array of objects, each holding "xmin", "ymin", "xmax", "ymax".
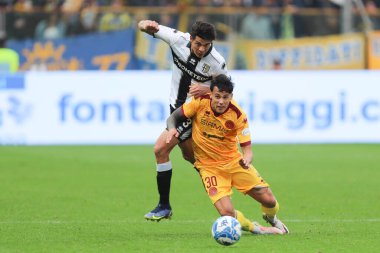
[{"xmin": 204, "ymin": 176, "xmax": 218, "ymax": 188}]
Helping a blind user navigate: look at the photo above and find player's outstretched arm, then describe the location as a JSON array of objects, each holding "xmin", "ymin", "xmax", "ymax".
[{"xmin": 138, "ymin": 20, "xmax": 160, "ymax": 35}]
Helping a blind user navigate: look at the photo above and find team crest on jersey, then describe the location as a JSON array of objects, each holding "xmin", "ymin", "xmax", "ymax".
[
  {"xmin": 201, "ymin": 63, "xmax": 210, "ymax": 73},
  {"xmin": 225, "ymin": 120, "xmax": 235, "ymax": 129},
  {"xmin": 204, "ymin": 111, "xmax": 210, "ymax": 117}
]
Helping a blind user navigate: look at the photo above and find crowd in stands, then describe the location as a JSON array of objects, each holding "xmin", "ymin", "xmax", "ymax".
[
  {"xmin": 1, "ymin": 0, "xmax": 380, "ymax": 41},
  {"xmin": 1, "ymin": 0, "xmax": 380, "ymax": 8}
]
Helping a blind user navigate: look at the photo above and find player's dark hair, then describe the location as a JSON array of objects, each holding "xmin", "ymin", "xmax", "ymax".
[
  {"xmin": 191, "ymin": 21, "xmax": 216, "ymax": 41},
  {"xmin": 210, "ymin": 74, "xmax": 234, "ymax": 93}
]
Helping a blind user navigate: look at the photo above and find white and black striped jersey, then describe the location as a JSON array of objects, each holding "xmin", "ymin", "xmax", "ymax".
[{"xmin": 154, "ymin": 25, "xmax": 229, "ymax": 110}]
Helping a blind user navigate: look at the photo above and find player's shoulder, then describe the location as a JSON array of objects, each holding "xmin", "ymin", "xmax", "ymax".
[
  {"xmin": 188, "ymin": 94, "xmax": 211, "ymax": 108},
  {"xmin": 207, "ymin": 47, "xmax": 226, "ymax": 65},
  {"xmin": 157, "ymin": 25, "xmax": 189, "ymax": 44},
  {"xmin": 169, "ymin": 31, "xmax": 190, "ymax": 48},
  {"xmin": 171, "ymin": 28, "xmax": 190, "ymax": 41},
  {"xmin": 185, "ymin": 94, "xmax": 210, "ymax": 105},
  {"xmin": 228, "ymin": 99, "xmax": 246, "ymax": 119},
  {"xmin": 173, "ymin": 30, "xmax": 190, "ymax": 41},
  {"xmin": 202, "ymin": 47, "xmax": 227, "ymax": 71},
  {"xmin": 190, "ymin": 94, "xmax": 211, "ymax": 104},
  {"xmin": 199, "ymin": 94, "xmax": 211, "ymax": 101}
]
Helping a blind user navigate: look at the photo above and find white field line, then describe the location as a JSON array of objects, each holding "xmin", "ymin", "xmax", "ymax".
[{"xmin": 1, "ymin": 218, "xmax": 380, "ymax": 224}]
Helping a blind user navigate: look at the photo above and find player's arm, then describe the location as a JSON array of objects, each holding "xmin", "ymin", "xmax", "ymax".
[
  {"xmin": 138, "ymin": 19, "xmax": 182, "ymax": 45},
  {"xmin": 240, "ymin": 144, "xmax": 253, "ymax": 169},
  {"xmin": 165, "ymin": 107, "xmax": 188, "ymax": 144},
  {"xmin": 137, "ymin": 20, "xmax": 160, "ymax": 35},
  {"xmin": 166, "ymin": 96, "xmax": 199, "ymax": 143},
  {"xmin": 237, "ymin": 112, "xmax": 252, "ymax": 169},
  {"xmin": 189, "ymin": 82, "xmax": 210, "ymax": 98}
]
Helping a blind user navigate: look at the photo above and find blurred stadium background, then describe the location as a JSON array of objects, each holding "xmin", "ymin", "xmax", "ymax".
[
  {"xmin": 1, "ymin": 0, "xmax": 380, "ymax": 144},
  {"xmin": 1, "ymin": 1, "xmax": 380, "ymax": 252}
]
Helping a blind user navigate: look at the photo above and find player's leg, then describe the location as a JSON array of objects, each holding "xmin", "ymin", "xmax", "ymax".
[
  {"xmin": 178, "ymin": 138, "xmax": 195, "ymax": 164},
  {"xmin": 144, "ymin": 115, "xmax": 193, "ymax": 221},
  {"xmin": 214, "ymin": 196, "xmax": 282, "ymax": 235},
  {"xmin": 144, "ymin": 129, "xmax": 179, "ymax": 221},
  {"xmin": 246, "ymin": 187, "xmax": 289, "ymax": 234},
  {"xmin": 200, "ymin": 166, "xmax": 281, "ymax": 235},
  {"xmin": 213, "ymin": 196, "xmax": 252, "ymax": 232},
  {"xmin": 214, "ymin": 196, "xmax": 235, "ymax": 216},
  {"xmin": 232, "ymin": 163, "xmax": 287, "ymax": 234},
  {"xmin": 177, "ymin": 117, "xmax": 195, "ymax": 164}
]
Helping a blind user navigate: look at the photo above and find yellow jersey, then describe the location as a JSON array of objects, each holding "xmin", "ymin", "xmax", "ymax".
[{"xmin": 182, "ymin": 95, "xmax": 251, "ymax": 168}]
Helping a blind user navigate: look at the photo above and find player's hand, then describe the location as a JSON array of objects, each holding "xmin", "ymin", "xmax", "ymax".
[
  {"xmin": 138, "ymin": 20, "xmax": 159, "ymax": 34},
  {"xmin": 239, "ymin": 158, "xmax": 251, "ymax": 169},
  {"xmin": 166, "ymin": 128, "xmax": 179, "ymax": 144},
  {"xmin": 189, "ymin": 83, "xmax": 210, "ymax": 98}
]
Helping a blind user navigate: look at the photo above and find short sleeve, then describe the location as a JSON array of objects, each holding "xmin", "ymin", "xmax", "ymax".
[{"xmin": 182, "ymin": 96, "xmax": 200, "ymax": 119}]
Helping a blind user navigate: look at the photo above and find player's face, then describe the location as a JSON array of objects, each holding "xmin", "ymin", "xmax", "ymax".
[
  {"xmin": 190, "ymin": 36, "xmax": 212, "ymax": 58},
  {"xmin": 210, "ymin": 86, "xmax": 232, "ymax": 114}
]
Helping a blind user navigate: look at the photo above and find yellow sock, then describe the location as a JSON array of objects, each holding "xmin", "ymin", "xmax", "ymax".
[
  {"xmin": 235, "ymin": 210, "xmax": 253, "ymax": 232},
  {"xmin": 261, "ymin": 202, "xmax": 280, "ymax": 217}
]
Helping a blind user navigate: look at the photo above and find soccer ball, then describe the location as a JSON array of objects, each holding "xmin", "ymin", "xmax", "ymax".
[{"xmin": 211, "ymin": 216, "xmax": 242, "ymax": 246}]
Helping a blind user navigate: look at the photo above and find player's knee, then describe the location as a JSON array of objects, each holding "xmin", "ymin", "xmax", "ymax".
[
  {"xmin": 261, "ymin": 194, "xmax": 277, "ymax": 208},
  {"xmin": 153, "ymin": 143, "xmax": 168, "ymax": 159}
]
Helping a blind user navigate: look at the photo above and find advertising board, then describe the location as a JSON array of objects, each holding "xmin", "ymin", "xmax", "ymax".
[{"xmin": 1, "ymin": 71, "xmax": 379, "ymax": 145}]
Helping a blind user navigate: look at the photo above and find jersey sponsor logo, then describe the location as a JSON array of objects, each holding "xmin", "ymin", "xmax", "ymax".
[
  {"xmin": 201, "ymin": 63, "xmax": 210, "ymax": 73},
  {"xmin": 225, "ymin": 120, "xmax": 235, "ymax": 129},
  {"xmin": 173, "ymin": 55, "xmax": 212, "ymax": 82},
  {"xmin": 203, "ymin": 131, "xmax": 224, "ymax": 140},
  {"xmin": 201, "ymin": 118, "xmax": 229, "ymax": 133}
]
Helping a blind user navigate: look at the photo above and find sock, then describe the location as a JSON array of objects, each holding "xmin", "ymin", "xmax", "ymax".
[
  {"xmin": 156, "ymin": 162, "xmax": 172, "ymax": 206},
  {"xmin": 235, "ymin": 210, "xmax": 253, "ymax": 232},
  {"xmin": 261, "ymin": 201, "xmax": 280, "ymax": 218}
]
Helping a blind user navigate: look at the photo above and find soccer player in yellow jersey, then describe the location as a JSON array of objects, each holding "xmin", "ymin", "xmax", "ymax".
[{"xmin": 166, "ymin": 74, "xmax": 289, "ymax": 235}]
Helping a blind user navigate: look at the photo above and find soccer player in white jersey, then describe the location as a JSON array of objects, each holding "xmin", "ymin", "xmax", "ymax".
[{"xmin": 138, "ymin": 20, "xmax": 229, "ymax": 221}]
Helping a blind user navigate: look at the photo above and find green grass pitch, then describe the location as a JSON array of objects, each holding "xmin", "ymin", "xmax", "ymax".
[{"xmin": 1, "ymin": 144, "xmax": 379, "ymax": 252}]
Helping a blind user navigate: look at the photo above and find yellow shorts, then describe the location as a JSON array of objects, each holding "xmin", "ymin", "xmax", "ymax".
[{"xmin": 198, "ymin": 159, "xmax": 269, "ymax": 204}]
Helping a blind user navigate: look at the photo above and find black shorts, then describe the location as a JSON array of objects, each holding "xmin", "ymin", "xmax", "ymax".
[{"xmin": 170, "ymin": 105, "xmax": 192, "ymax": 143}]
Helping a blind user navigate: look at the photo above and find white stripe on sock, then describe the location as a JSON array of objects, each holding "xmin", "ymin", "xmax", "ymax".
[{"xmin": 156, "ymin": 161, "xmax": 172, "ymax": 172}]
